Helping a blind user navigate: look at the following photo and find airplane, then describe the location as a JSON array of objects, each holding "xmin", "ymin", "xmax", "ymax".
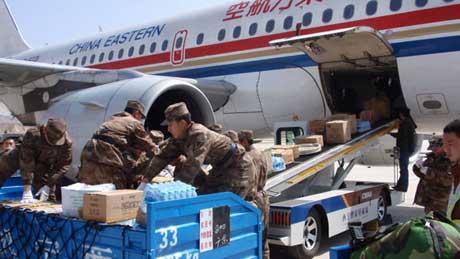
[{"xmin": 1, "ymin": 0, "xmax": 459, "ymax": 174}]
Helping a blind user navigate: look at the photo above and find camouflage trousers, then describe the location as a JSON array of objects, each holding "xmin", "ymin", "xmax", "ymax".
[
  {"xmin": 255, "ymin": 191, "xmax": 270, "ymax": 259},
  {"xmin": 200, "ymin": 152, "xmax": 257, "ymax": 201},
  {"xmin": 78, "ymin": 159, "xmax": 128, "ymax": 189}
]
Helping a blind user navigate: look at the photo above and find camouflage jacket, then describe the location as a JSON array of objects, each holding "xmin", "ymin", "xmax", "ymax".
[
  {"xmin": 19, "ymin": 126, "xmax": 72, "ymax": 186},
  {"xmin": 414, "ymin": 153, "xmax": 452, "ymax": 212},
  {"xmin": 81, "ymin": 112, "xmax": 154, "ymax": 170},
  {"xmin": 144, "ymin": 122, "xmax": 235, "ymax": 183},
  {"xmin": 248, "ymin": 146, "xmax": 268, "ymax": 192}
]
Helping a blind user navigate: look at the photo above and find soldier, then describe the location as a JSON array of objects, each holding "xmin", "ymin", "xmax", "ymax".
[
  {"xmin": 239, "ymin": 130, "xmax": 270, "ymax": 259},
  {"xmin": 8, "ymin": 118, "xmax": 72, "ymax": 203},
  {"xmin": 442, "ymin": 120, "xmax": 460, "ymax": 224},
  {"xmin": 413, "ymin": 138, "xmax": 452, "ymax": 214},
  {"xmin": 78, "ymin": 100, "xmax": 155, "ymax": 189},
  {"xmin": 141, "ymin": 102, "xmax": 257, "ymax": 201}
]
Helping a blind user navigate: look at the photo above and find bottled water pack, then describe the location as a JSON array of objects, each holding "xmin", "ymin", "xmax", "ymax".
[{"xmin": 141, "ymin": 181, "xmax": 197, "ymax": 213}]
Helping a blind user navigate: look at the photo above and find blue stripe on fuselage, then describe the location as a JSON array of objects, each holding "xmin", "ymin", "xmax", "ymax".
[{"xmin": 158, "ymin": 35, "xmax": 460, "ymax": 78}]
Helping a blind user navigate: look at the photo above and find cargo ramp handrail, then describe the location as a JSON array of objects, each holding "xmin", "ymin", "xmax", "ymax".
[{"xmin": 265, "ymin": 120, "xmax": 398, "ymax": 195}]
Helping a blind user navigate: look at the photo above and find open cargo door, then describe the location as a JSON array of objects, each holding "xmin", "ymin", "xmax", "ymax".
[{"xmin": 269, "ymin": 26, "xmax": 393, "ymax": 68}]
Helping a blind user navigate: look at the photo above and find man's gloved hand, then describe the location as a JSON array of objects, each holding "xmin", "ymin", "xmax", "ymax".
[
  {"xmin": 20, "ymin": 189, "xmax": 36, "ymax": 204},
  {"xmin": 35, "ymin": 185, "xmax": 50, "ymax": 201},
  {"xmin": 137, "ymin": 182, "xmax": 147, "ymax": 191}
]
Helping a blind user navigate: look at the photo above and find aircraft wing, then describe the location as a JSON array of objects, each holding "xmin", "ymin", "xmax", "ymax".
[{"xmin": 0, "ymin": 58, "xmax": 89, "ymax": 88}]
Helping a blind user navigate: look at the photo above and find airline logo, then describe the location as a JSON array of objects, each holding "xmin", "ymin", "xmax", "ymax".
[
  {"xmin": 69, "ymin": 24, "xmax": 166, "ymax": 55},
  {"xmin": 223, "ymin": 0, "xmax": 324, "ymax": 21}
]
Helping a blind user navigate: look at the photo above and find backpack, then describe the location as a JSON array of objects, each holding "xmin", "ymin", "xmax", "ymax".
[{"xmin": 350, "ymin": 212, "xmax": 460, "ymax": 259}]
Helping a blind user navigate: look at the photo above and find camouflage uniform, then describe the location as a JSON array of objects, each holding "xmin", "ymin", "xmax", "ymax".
[
  {"xmin": 239, "ymin": 130, "xmax": 270, "ymax": 259},
  {"xmin": 0, "ymin": 148, "xmax": 19, "ymax": 187},
  {"xmin": 413, "ymin": 152, "xmax": 452, "ymax": 214},
  {"xmin": 223, "ymin": 130, "xmax": 238, "ymax": 143},
  {"xmin": 5, "ymin": 119, "xmax": 72, "ymax": 201},
  {"xmin": 129, "ymin": 130, "xmax": 164, "ymax": 188},
  {"xmin": 143, "ymin": 102, "xmax": 257, "ymax": 201},
  {"xmin": 207, "ymin": 124, "xmax": 223, "ymax": 134},
  {"xmin": 78, "ymin": 101, "xmax": 154, "ymax": 189}
]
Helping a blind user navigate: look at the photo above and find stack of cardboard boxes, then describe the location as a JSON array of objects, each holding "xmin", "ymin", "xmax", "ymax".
[
  {"xmin": 272, "ymin": 145, "xmax": 300, "ymax": 165},
  {"xmin": 307, "ymin": 113, "xmax": 357, "ymax": 145}
]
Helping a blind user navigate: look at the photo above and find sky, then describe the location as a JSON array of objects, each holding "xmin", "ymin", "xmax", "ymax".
[{"xmin": 7, "ymin": 0, "xmax": 232, "ymax": 48}]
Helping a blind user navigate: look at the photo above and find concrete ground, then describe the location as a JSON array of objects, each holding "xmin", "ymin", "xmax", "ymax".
[{"xmin": 270, "ymin": 162, "xmax": 425, "ymax": 259}]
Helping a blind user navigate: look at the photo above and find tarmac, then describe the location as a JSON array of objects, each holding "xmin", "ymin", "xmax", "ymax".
[{"xmin": 270, "ymin": 152, "xmax": 426, "ymax": 259}]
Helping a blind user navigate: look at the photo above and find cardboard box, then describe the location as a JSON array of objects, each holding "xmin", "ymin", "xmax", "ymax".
[
  {"xmin": 309, "ymin": 119, "xmax": 327, "ymax": 135},
  {"xmin": 360, "ymin": 110, "xmax": 378, "ymax": 123},
  {"xmin": 273, "ymin": 145, "xmax": 300, "ymax": 159},
  {"xmin": 272, "ymin": 149, "xmax": 295, "ymax": 165},
  {"xmin": 295, "ymin": 135, "xmax": 324, "ymax": 147},
  {"xmin": 329, "ymin": 114, "xmax": 357, "ymax": 135},
  {"xmin": 83, "ymin": 190, "xmax": 143, "ymax": 223},
  {"xmin": 326, "ymin": 120, "xmax": 351, "ymax": 144},
  {"xmin": 62, "ymin": 183, "xmax": 116, "ymax": 218}
]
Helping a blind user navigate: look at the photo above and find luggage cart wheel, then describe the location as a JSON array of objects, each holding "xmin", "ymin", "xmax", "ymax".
[{"xmin": 288, "ymin": 209, "xmax": 325, "ymax": 258}]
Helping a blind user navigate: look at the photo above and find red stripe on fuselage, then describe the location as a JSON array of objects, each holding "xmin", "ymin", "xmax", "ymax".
[{"xmin": 90, "ymin": 4, "xmax": 460, "ymax": 70}]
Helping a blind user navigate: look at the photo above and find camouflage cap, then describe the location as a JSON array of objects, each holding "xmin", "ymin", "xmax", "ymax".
[
  {"xmin": 208, "ymin": 124, "xmax": 223, "ymax": 134},
  {"xmin": 238, "ymin": 129, "xmax": 262, "ymax": 144},
  {"xmin": 149, "ymin": 130, "xmax": 164, "ymax": 144},
  {"xmin": 224, "ymin": 130, "xmax": 238, "ymax": 143},
  {"xmin": 161, "ymin": 102, "xmax": 190, "ymax": 126},
  {"xmin": 238, "ymin": 130, "xmax": 254, "ymax": 141},
  {"xmin": 45, "ymin": 118, "xmax": 67, "ymax": 146},
  {"xmin": 126, "ymin": 100, "xmax": 146, "ymax": 118}
]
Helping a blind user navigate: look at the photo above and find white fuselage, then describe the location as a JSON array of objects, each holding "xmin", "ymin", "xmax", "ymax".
[{"xmin": 12, "ymin": 0, "xmax": 460, "ymax": 133}]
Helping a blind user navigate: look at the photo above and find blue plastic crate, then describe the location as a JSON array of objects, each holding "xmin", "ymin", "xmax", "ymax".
[
  {"xmin": 0, "ymin": 192, "xmax": 262, "ymax": 259},
  {"xmin": 330, "ymin": 244, "xmax": 352, "ymax": 259},
  {"xmin": 0, "ymin": 176, "xmax": 23, "ymax": 201}
]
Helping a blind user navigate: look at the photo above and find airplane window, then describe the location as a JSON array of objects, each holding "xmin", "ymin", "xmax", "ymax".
[
  {"xmin": 218, "ymin": 29, "xmax": 226, "ymax": 41},
  {"xmin": 415, "ymin": 0, "xmax": 428, "ymax": 7},
  {"xmin": 118, "ymin": 49, "xmax": 124, "ymax": 59},
  {"xmin": 108, "ymin": 50, "xmax": 114, "ymax": 61},
  {"xmin": 162, "ymin": 40, "xmax": 169, "ymax": 51},
  {"xmin": 58, "ymin": 61, "xmax": 63, "ymax": 65},
  {"xmin": 139, "ymin": 44, "xmax": 145, "ymax": 55},
  {"xmin": 150, "ymin": 42, "xmax": 157, "ymax": 53},
  {"xmin": 322, "ymin": 8, "xmax": 333, "ymax": 23},
  {"xmin": 128, "ymin": 47, "xmax": 134, "ymax": 57},
  {"xmin": 249, "ymin": 23, "xmax": 258, "ymax": 36},
  {"xmin": 390, "ymin": 0, "xmax": 402, "ymax": 11},
  {"xmin": 266, "ymin": 19, "xmax": 275, "ymax": 33},
  {"xmin": 366, "ymin": 1, "xmax": 378, "ymax": 16},
  {"xmin": 175, "ymin": 37, "xmax": 183, "ymax": 48},
  {"xmin": 81, "ymin": 56, "xmax": 87, "ymax": 66},
  {"xmin": 233, "ymin": 26, "xmax": 242, "ymax": 39},
  {"xmin": 99, "ymin": 53, "xmax": 105, "ymax": 62},
  {"xmin": 73, "ymin": 58, "xmax": 79, "ymax": 66},
  {"xmin": 344, "ymin": 4, "xmax": 355, "ymax": 19},
  {"xmin": 65, "ymin": 59, "xmax": 70, "ymax": 65},
  {"xmin": 302, "ymin": 12, "xmax": 312, "ymax": 27},
  {"xmin": 284, "ymin": 16, "xmax": 293, "ymax": 30},
  {"xmin": 196, "ymin": 33, "xmax": 204, "ymax": 45},
  {"xmin": 90, "ymin": 54, "xmax": 95, "ymax": 64}
]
